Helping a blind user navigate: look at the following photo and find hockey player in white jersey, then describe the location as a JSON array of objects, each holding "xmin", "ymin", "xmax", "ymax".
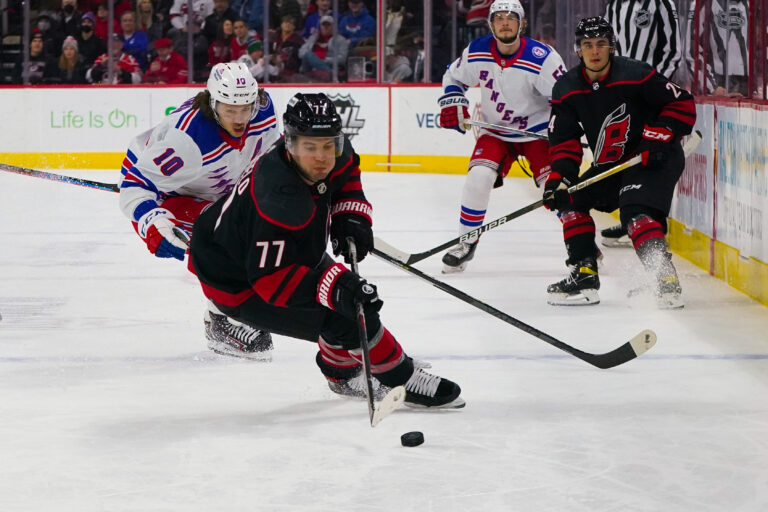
[
  {"xmin": 118, "ymin": 62, "xmax": 280, "ymax": 360},
  {"xmin": 438, "ymin": 0, "xmax": 566, "ymax": 273}
]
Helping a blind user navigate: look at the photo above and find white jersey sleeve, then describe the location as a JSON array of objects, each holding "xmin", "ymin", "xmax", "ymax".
[
  {"xmin": 119, "ymin": 119, "xmax": 205, "ymax": 222},
  {"xmin": 442, "ymin": 45, "xmax": 481, "ymax": 93}
]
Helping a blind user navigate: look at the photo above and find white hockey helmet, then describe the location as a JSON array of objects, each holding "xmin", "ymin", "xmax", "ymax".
[
  {"xmin": 487, "ymin": 0, "xmax": 525, "ymax": 41},
  {"xmin": 206, "ymin": 62, "xmax": 259, "ymax": 106}
]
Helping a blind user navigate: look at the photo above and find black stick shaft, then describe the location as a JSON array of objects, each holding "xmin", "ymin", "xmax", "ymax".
[{"xmin": 372, "ymin": 247, "xmax": 652, "ymax": 369}]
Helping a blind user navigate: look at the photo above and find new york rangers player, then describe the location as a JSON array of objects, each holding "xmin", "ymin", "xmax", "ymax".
[
  {"xmin": 438, "ymin": 0, "xmax": 566, "ymax": 273},
  {"xmin": 118, "ymin": 62, "xmax": 280, "ymax": 359}
]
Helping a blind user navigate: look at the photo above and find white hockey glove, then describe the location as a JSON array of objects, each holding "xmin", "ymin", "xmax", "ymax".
[
  {"xmin": 137, "ymin": 208, "xmax": 189, "ymax": 261},
  {"xmin": 438, "ymin": 92, "xmax": 470, "ymax": 134}
]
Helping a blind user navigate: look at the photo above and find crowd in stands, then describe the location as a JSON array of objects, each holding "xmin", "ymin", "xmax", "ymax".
[{"xmin": 7, "ymin": 0, "xmax": 435, "ymax": 84}]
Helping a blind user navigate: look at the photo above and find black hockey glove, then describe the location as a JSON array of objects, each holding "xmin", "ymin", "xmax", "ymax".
[
  {"xmin": 317, "ymin": 263, "xmax": 383, "ymax": 320},
  {"xmin": 330, "ymin": 200, "xmax": 373, "ymax": 263},
  {"xmin": 542, "ymin": 172, "xmax": 572, "ymax": 211},
  {"xmin": 637, "ymin": 123, "xmax": 675, "ymax": 168}
]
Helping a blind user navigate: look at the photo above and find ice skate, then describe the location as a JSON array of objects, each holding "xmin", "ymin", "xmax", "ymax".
[
  {"xmin": 547, "ymin": 257, "xmax": 600, "ymax": 305},
  {"xmin": 325, "ymin": 370, "xmax": 390, "ymax": 401},
  {"xmin": 636, "ymin": 237, "xmax": 684, "ymax": 310},
  {"xmin": 402, "ymin": 366, "xmax": 465, "ymax": 409},
  {"xmin": 205, "ymin": 310, "xmax": 273, "ymax": 361},
  {"xmin": 601, "ymin": 223, "xmax": 632, "ymax": 248},
  {"xmin": 442, "ymin": 241, "xmax": 478, "ymax": 274}
]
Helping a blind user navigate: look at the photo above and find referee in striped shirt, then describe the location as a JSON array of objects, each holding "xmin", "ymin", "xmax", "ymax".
[{"xmin": 600, "ymin": 0, "xmax": 683, "ymax": 246}]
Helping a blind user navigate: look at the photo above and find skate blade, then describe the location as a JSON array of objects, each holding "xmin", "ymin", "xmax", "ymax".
[
  {"xmin": 601, "ymin": 236, "xmax": 632, "ymax": 248},
  {"xmin": 547, "ymin": 289, "xmax": 600, "ymax": 306},
  {"xmin": 404, "ymin": 396, "xmax": 466, "ymax": 409},
  {"xmin": 442, "ymin": 262, "xmax": 468, "ymax": 274},
  {"xmin": 207, "ymin": 342, "xmax": 273, "ymax": 362},
  {"xmin": 656, "ymin": 293, "xmax": 684, "ymax": 310}
]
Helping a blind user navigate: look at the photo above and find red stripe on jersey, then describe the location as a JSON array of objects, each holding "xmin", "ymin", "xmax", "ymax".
[
  {"xmin": 659, "ymin": 99, "xmax": 696, "ymax": 126},
  {"xmin": 328, "ymin": 155, "xmax": 354, "ymax": 181},
  {"xmin": 251, "ymin": 177, "xmax": 316, "ymax": 230},
  {"xmin": 253, "ymin": 265, "xmax": 297, "ymax": 305},
  {"xmin": 549, "ymin": 139, "xmax": 583, "ymax": 163},
  {"xmin": 274, "ymin": 265, "xmax": 309, "ymax": 307},
  {"xmin": 198, "ymin": 281, "xmax": 255, "ymax": 307},
  {"xmin": 179, "ymin": 108, "xmax": 198, "ymax": 132},
  {"xmin": 605, "ymin": 69, "xmax": 655, "ymax": 88}
]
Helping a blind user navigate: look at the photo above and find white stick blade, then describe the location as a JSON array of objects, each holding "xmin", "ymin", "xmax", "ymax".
[
  {"xmin": 373, "ymin": 237, "xmax": 410, "ymax": 263},
  {"xmin": 371, "ymin": 386, "xmax": 406, "ymax": 427},
  {"xmin": 628, "ymin": 329, "xmax": 657, "ymax": 357}
]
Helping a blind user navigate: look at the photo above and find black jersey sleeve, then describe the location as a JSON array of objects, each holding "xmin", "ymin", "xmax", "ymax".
[
  {"xmin": 641, "ymin": 71, "xmax": 696, "ymax": 137},
  {"xmin": 548, "ymin": 79, "xmax": 585, "ymax": 182}
]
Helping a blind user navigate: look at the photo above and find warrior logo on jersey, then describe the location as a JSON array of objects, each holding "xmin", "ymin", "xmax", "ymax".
[
  {"xmin": 594, "ymin": 104, "xmax": 630, "ymax": 164},
  {"xmin": 328, "ymin": 93, "xmax": 365, "ymax": 139},
  {"xmin": 633, "ymin": 9, "xmax": 651, "ymax": 29}
]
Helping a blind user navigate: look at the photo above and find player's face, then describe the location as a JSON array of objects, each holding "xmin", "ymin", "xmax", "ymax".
[
  {"xmin": 578, "ymin": 37, "xmax": 613, "ymax": 72},
  {"xmin": 216, "ymin": 102, "xmax": 254, "ymax": 137},
  {"xmin": 491, "ymin": 12, "xmax": 520, "ymax": 45},
  {"xmin": 291, "ymin": 136, "xmax": 337, "ymax": 183}
]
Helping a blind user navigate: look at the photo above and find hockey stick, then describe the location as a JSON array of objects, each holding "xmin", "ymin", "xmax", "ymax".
[
  {"xmin": 376, "ymin": 130, "xmax": 703, "ymax": 265},
  {"xmin": 348, "ymin": 238, "xmax": 406, "ymax": 427},
  {"xmin": 464, "ymin": 119, "xmax": 590, "ymax": 148},
  {"xmin": 0, "ymin": 162, "xmax": 119, "ymax": 192},
  {"xmin": 371, "ymin": 244, "xmax": 656, "ymax": 369}
]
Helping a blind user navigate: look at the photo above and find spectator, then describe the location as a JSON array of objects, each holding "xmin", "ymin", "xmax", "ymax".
[
  {"xmin": 268, "ymin": 14, "xmax": 304, "ymax": 79},
  {"xmin": 203, "ymin": 0, "xmax": 239, "ymax": 44},
  {"xmin": 298, "ymin": 15, "xmax": 348, "ymax": 81},
  {"xmin": 236, "ymin": 37, "xmax": 279, "ymax": 80},
  {"xmin": 57, "ymin": 35, "xmax": 88, "ymax": 83},
  {"xmin": 14, "ymin": 30, "xmax": 59, "ymax": 84},
  {"xmin": 87, "ymin": 35, "xmax": 142, "ymax": 83},
  {"xmin": 271, "ymin": 0, "xmax": 303, "ymax": 31},
  {"xmin": 207, "ymin": 18, "xmax": 234, "ymax": 68},
  {"xmin": 136, "ymin": 0, "xmax": 168, "ymax": 45},
  {"xmin": 94, "ymin": 2, "xmax": 121, "ymax": 40},
  {"xmin": 230, "ymin": 18, "xmax": 251, "ymax": 59},
  {"xmin": 169, "ymin": 0, "xmax": 214, "ymax": 37},
  {"xmin": 170, "ymin": 16, "xmax": 209, "ymax": 79},
  {"xmin": 34, "ymin": 12, "xmax": 65, "ymax": 57},
  {"xmin": 56, "ymin": 0, "xmax": 83, "ymax": 38},
  {"xmin": 231, "ymin": 0, "xmax": 278, "ymax": 35},
  {"xmin": 120, "ymin": 11, "xmax": 150, "ymax": 69},
  {"xmin": 302, "ymin": 0, "xmax": 332, "ymax": 39},
  {"xmin": 143, "ymin": 37, "xmax": 188, "ymax": 83},
  {"xmin": 338, "ymin": 0, "xmax": 374, "ymax": 48},
  {"xmin": 76, "ymin": 11, "xmax": 106, "ymax": 67}
]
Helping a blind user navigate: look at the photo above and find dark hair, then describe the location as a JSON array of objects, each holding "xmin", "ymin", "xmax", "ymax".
[{"xmin": 192, "ymin": 88, "xmax": 269, "ymax": 121}]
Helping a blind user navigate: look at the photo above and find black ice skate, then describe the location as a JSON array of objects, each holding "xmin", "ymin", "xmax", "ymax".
[
  {"xmin": 402, "ymin": 367, "xmax": 465, "ymax": 409},
  {"xmin": 547, "ymin": 257, "xmax": 600, "ymax": 306},
  {"xmin": 205, "ymin": 310, "xmax": 273, "ymax": 361},
  {"xmin": 442, "ymin": 241, "xmax": 478, "ymax": 274},
  {"xmin": 601, "ymin": 223, "xmax": 632, "ymax": 248}
]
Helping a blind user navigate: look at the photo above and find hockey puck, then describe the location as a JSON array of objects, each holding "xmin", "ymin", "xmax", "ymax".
[{"xmin": 400, "ymin": 431, "xmax": 424, "ymax": 447}]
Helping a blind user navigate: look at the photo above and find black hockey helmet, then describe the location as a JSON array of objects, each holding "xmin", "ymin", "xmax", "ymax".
[
  {"xmin": 283, "ymin": 93, "xmax": 343, "ymax": 148},
  {"xmin": 574, "ymin": 16, "xmax": 616, "ymax": 53}
]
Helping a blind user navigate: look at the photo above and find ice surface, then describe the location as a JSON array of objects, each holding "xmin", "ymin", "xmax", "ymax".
[{"xmin": 1, "ymin": 169, "xmax": 767, "ymax": 511}]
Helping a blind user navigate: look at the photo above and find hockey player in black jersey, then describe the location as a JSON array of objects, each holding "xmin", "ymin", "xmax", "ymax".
[
  {"xmin": 189, "ymin": 93, "xmax": 464, "ymax": 409},
  {"xmin": 543, "ymin": 17, "xmax": 696, "ymax": 309}
]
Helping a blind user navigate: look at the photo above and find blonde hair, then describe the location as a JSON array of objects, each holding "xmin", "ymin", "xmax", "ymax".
[{"xmin": 137, "ymin": 0, "xmax": 154, "ymax": 30}]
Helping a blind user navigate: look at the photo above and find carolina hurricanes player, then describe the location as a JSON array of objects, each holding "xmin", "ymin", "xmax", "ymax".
[
  {"xmin": 438, "ymin": 0, "xmax": 566, "ymax": 273},
  {"xmin": 544, "ymin": 17, "xmax": 695, "ymax": 309},
  {"xmin": 118, "ymin": 62, "xmax": 280, "ymax": 359},
  {"xmin": 189, "ymin": 93, "xmax": 465, "ymax": 408}
]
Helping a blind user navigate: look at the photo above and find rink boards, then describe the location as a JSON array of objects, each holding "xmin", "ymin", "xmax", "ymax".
[{"xmin": 0, "ymin": 85, "xmax": 765, "ymax": 305}]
